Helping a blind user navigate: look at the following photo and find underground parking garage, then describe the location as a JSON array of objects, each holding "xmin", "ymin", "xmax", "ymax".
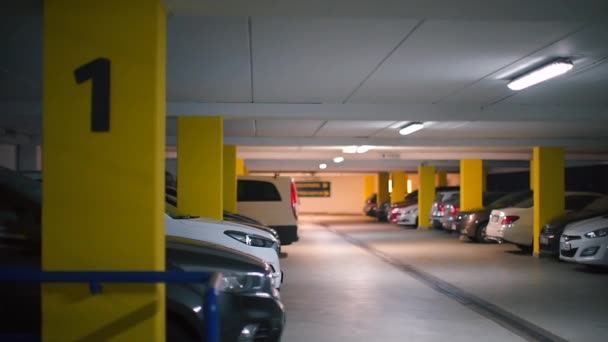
[{"xmin": 2, "ymin": 0, "xmax": 608, "ymax": 341}]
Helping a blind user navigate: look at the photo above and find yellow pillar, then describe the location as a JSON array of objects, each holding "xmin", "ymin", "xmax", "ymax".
[
  {"xmin": 418, "ymin": 165, "xmax": 436, "ymax": 228},
  {"xmin": 391, "ymin": 171, "xmax": 407, "ymax": 204},
  {"xmin": 224, "ymin": 145, "xmax": 237, "ymax": 213},
  {"xmin": 533, "ymin": 147, "xmax": 565, "ymax": 256},
  {"xmin": 42, "ymin": 1, "xmax": 166, "ymax": 340},
  {"xmin": 377, "ymin": 172, "xmax": 390, "ymax": 205},
  {"xmin": 178, "ymin": 116, "xmax": 223, "ymax": 220},
  {"xmin": 530, "ymin": 160, "xmax": 534, "ymax": 190},
  {"xmin": 436, "ymin": 171, "xmax": 448, "ymax": 187},
  {"xmin": 460, "ymin": 160, "xmax": 484, "ymax": 211},
  {"xmin": 236, "ymin": 158, "xmax": 247, "ymax": 176},
  {"xmin": 363, "ymin": 174, "xmax": 376, "ymax": 201}
]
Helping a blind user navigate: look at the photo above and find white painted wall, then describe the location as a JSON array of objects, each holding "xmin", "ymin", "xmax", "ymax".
[{"xmin": 294, "ymin": 174, "xmax": 365, "ymax": 214}]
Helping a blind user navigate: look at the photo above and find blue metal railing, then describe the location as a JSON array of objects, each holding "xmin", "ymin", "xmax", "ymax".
[{"xmin": 0, "ymin": 269, "xmax": 221, "ymax": 342}]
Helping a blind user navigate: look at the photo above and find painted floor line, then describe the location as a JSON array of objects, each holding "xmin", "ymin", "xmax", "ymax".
[{"xmin": 322, "ymin": 224, "xmax": 568, "ymax": 342}]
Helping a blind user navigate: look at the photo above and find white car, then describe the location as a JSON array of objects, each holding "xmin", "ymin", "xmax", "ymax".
[
  {"xmin": 559, "ymin": 215, "xmax": 608, "ymax": 266},
  {"xmin": 486, "ymin": 192, "xmax": 603, "ymax": 250},
  {"xmin": 397, "ymin": 204, "xmax": 418, "ymax": 226},
  {"xmin": 165, "ymin": 213, "xmax": 283, "ymax": 288}
]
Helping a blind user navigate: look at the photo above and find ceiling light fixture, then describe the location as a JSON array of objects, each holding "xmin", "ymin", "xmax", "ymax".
[
  {"xmin": 319, "ymin": 163, "xmax": 328, "ymax": 169},
  {"xmin": 399, "ymin": 122, "xmax": 424, "ymax": 136},
  {"xmin": 342, "ymin": 146, "xmax": 358, "ymax": 154},
  {"xmin": 333, "ymin": 156, "xmax": 344, "ymax": 163},
  {"xmin": 507, "ymin": 59, "xmax": 573, "ymax": 91},
  {"xmin": 355, "ymin": 145, "xmax": 373, "ymax": 153}
]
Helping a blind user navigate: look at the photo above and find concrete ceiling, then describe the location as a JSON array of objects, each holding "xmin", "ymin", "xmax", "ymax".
[{"xmin": 2, "ymin": 1, "xmax": 608, "ymax": 172}]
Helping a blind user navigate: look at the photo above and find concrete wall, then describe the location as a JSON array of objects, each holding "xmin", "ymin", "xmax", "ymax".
[
  {"xmin": 294, "ymin": 174, "xmax": 365, "ymax": 214},
  {"xmin": 0, "ymin": 144, "xmax": 16, "ymax": 170}
]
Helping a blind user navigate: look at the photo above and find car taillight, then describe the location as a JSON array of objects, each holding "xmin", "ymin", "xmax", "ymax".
[
  {"xmin": 290, "ymin": 181, "xmax": 298, "ymax": 220},
  {"xmin": 451, "ymin": 206, "xmax": 460, "ymax": 215},
  {"xmin": 437, "ymin": 203, "xmax": 445, "ymax": 212},
  {"xmin": 501, "ymin": 215, "xmax": 519, "ymax": 225},
  {"xmin": 391, "ymin": 208, "xmax": 400, "ymax": 214}
]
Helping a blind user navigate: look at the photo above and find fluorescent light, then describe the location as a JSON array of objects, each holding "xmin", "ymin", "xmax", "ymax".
[
  {"xmin": 390, "ymin": 121, "xmax": 409, "ymax": 129},
  {"xmin": 508, "ymin": 60, "xmax": 573, "ymax": 91},
  {"xmin": 356, "ymin": 145, "xmax": 373, "ymax": 153},
  {"xmin": 319, "ymin": 163, "xmax": 327, "ymax": 169},
  {"xmin": 399, "ymin": 122, "xmax": 424, "ymax": 136},
  {"xmin": 343, "ymin": 146, "xmax": 358, "ymax": 154},
  {"xmin": 333, "ymin": 156, "xmax": 344, "ymax": 163}
]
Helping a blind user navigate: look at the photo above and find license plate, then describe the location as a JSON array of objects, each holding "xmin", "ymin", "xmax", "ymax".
[
  {"xmin": 561, "ymin": 242, "xmax": 571, "ymax": 251},
  {"xmin": 540, "ymin": 236, "xmax": 548, "ymax": 245},
  {"xmin": 451, "ymin": 223, "xmax": 457, "ymax": 230},
  {"xmin": 491, "ymin": 215, "xmax": 499, "ymax": 222}
]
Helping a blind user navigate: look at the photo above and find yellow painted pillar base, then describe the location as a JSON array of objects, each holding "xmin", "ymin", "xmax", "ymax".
[
  {"xmin": 391, "ymin": 171, "xmax": 407, "ymax": 205},
  {"xmin": 418, "ymin": 165, "xmax": 436, "ymax": 228},
  {"xmin": 533, "ymin": 147, "xmax": 565, "ymax": 256},
  {"xmin": 224, "ymin": 145, "xmax": 237, "ymax": 213},
  {"xmin": 42, "ymin": 0, "xmax": 166, "ymax": 340},
  {"xmin": 436, "ymin": 171, "xmax": 448, "ymax": 187},
  {"xmin": 377, "ymin": 172, "xmax": 390, "ymax": 206},
  {"xmin": 178, "ymin": 116, "xmax": 223, "ymax": 220},
  {"xmin": 460, "ymin": 160, "xmax": 484, "ymax": 211}
]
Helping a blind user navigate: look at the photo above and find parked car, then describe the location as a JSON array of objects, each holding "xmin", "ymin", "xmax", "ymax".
[
  {"xmin": 486, "ymin": 192, "xmax": 603, "ymax": 251},
  {"xmin": 237, "ymin": 176, "xmax": 299, "ymax": 245},
  {"xmin": 167, "ymin": 237, "xmax": 285, "ymax": 341},
  {"xmin": 559, "ymin": 215, "xmax": 608, "ymax": 267},
  {"xmin": 0, "ymin": 167, "xmax": 285, "ymax": 342},
  {"xmin": 540, "ymin": 196, "xmax": 608, "ymax": 257},
  {"xmin": 388, "ymin": 190, "xmax": 419, "ymax": 223},
  {"xmin": 430, "ymin": 187, "xmax": 460, "ymax": 229},
  {"xmin": 396, "ymin": 203, "xmax": 419, "ymax": 227},
  {"xmin": 224, "ymin": 210, "xmax": 281, "ymax": 243},
  {"xmin": 458, "ymin": 191, "xmax": 532, "ymax": 243},
  {"xmin": 166, "ymin": 209, "xmax": 283, "ymax": 288},
  {"xmin": 443, "ymin": 192, "xmax": 507, "ymax": 232}
]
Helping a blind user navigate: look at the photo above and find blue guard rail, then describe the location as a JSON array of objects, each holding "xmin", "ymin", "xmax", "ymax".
[{"xmin": 0, "ymin": 269, "xmax": 221, "ymax": 342}]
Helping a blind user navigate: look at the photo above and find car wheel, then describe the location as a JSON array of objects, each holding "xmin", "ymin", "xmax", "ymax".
[
  {"xmin": 167, "ymin": 319, "xmax": 197, "ymax": 342},
  {"xmin": 475, "ymin": 223, "xmax": 488, "ymax": 243}
]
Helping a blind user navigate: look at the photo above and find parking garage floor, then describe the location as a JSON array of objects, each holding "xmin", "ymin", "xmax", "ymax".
[{"xmin": 280, "ymin": 215, "xmax": 608, "ymax": 342}]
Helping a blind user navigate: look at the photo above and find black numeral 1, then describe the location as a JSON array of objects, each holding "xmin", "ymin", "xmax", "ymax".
[{"xmin": 74, "ymin": 58, "xmax": 111, "ymax": 132}]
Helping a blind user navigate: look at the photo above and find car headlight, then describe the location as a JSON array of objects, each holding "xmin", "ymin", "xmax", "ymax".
[
  {"xmin": 219, "ymin": 272, "xmax": 265, "ymax": 293},
  {"xmin": 584, "ymin": 227, "xmax": 608, "ymax": 239},
  {"xmin": 225, "ymin": 230, "xmax": 275, "ymax": 248}
]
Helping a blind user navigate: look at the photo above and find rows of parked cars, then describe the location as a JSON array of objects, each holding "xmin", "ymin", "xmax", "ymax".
[
  {"xmin": 0, "ymin": 168, "xmax": 299, "ymax": 341},
  {"xmin": 367, "ymin": 185, "xmax": 608, "ymax": 268}
]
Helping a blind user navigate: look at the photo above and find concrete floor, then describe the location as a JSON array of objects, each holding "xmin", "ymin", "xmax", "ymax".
[{"xmin": 279, "ymin": 215, "xmax": 608, "ymax": 342}]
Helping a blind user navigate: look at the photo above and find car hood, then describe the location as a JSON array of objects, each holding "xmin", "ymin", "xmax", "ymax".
[
  {"xmin": 170, "ymin": 215, "xmax": 277, "ymax": 242},
  {"xmin": 563, "ymin": 215, "xmax": 608, "ymax": 235}
]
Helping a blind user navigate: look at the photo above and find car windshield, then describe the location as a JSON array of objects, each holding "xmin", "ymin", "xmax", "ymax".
[
  {"xmin": 488, "ymin": 191, "xmax": 532, "ymax": 209},
  {"xmin": 582, "ymin": 196, "xmax": 608, "ymax": 212}
]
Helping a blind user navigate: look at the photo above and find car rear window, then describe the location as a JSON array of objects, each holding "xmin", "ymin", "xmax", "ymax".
[{"xmin": 238, "ymin": 180, "xmax": 282, "ymax": 202}]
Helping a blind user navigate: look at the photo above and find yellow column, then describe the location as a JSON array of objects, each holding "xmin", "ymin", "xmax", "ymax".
[
  {"xmin": 460, "ymin": 160, "xmax": 484, "ymax": 211},
  {"xmin": 418, "ymin": 165, "xmax": 436, "ymax": 228},
  {"xmin": 377, "ymin": 172, "xmax": 390, "ymax": 205},
  {"xmin": 363, "ymin": 174, "xmax": 376, "ymax": 201},
  {"xmin": 42, "ymin": 1, "xmax": 166, "ymax": 340},
  {"xmin": 436, "ymin": 171, "xmax": 448, "ymax": 187},
  {"xmin": 391, "ymin": 171, "xmax": 407, "ymax": 204},
  {"xmin": 533, "ymin": 147, "xmax": 565, "ymax": 256},
  {"xmin": 236, "ymin": 158, "xmax": 247, "ymax": 176},
  {"xmin": 224, "ymin": 145, "xmax": 237, "ymax": 213},
  {"xmin": 530, "ymin": 160, "xmax": 534, "ymax": 190},
  {"xmin": 178, "ymin": 116, "xmax": 223, "ymax": 220}
]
